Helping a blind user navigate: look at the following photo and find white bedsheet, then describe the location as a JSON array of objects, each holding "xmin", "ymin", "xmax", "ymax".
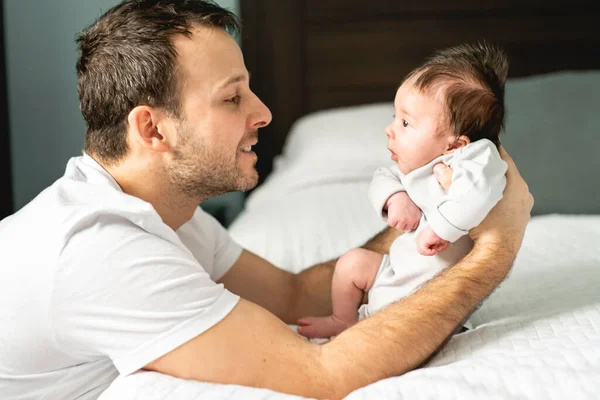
[{"xmin": 100, "ymin": 214, "xmax": 600, "ymax": 400}]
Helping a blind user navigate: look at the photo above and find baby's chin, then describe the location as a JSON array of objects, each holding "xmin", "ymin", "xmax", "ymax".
[
  {"xmin": 398, "ymin": 160, "xmax": 434, "ymax": 175},
  {"xmin": 396, "ymin": 162, "xmax": 413, "ymax": 175}
]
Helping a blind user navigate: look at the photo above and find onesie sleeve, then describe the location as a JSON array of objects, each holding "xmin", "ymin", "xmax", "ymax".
[
  {"xmin": 368, "ymin": 165, "xmax": 406, "ymax": 220},
  {"xmin": 427, "ymin": 140, "xmax": 508, "ymax": 242}
]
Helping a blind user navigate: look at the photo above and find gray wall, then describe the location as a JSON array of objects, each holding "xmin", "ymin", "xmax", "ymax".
[{"xmin": 3, "ymin": 0, "xmax": 240, "ymax": 210}]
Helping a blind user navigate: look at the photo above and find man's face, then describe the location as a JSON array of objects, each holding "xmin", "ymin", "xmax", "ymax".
[
  {"xmin": 166, "ymin": 25, "xmax": 272, "ymax": 199},
  {"xmin": 385, "ymin": 77, "xmax": 452, "ymax": 175}
]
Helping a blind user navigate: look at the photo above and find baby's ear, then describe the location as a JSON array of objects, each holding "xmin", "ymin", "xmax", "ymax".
[{"xmin": 444, "ymin": 135, "xmax": 470, "ymax": 154}]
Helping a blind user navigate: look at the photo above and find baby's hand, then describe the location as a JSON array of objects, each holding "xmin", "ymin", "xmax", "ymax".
[
  {"xmin": 385, "ymin": 192, "xmax": 422, "ymax": 231},
  {"xmin": 417, "ymin": 226, "xmax": 449, "ymax": 256}
]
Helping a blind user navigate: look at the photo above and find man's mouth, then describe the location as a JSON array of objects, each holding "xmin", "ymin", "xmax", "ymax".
[
  {"xmin": 240, "ymin": 132, "xmax": 259, "ymax": 153},
  {"xmin": 240, "ymin": 139, "xmax": 258, "ymax": 154}
]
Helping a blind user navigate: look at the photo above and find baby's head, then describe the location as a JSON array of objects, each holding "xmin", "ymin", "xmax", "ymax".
[{"xmin": 386, "ymin": 42, "xmax": 508, "ymax": 174}]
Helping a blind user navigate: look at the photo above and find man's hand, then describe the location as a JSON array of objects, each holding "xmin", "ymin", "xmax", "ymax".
[
  {"xmin": 433, "ymin": 162, "xmax": 453, "ymax": 189},
  {"xmin": 434, "ymin": 145, "xmax": 534, "ymax": 253},
  {"xmin": 417, "ymin": 226, "xmax": 449, "ymax": 256},
  {"xmin": 385, "ymin": 191, "xmax": 422, "ymax": 231}
]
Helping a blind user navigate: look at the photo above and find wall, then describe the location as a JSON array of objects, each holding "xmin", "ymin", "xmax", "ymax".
[{"xmin": 3, "ymin": 0, "xmax": 240, "ymax": 209}]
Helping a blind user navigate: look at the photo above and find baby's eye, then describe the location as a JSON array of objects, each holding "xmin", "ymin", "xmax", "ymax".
[{"xmin": 402, "ymin": 119, "xmax": 409, "ymax": 128}]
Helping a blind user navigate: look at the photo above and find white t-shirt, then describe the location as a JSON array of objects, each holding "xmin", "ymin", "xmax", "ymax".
[{"xmin": 0, "ymin": 154, "xmax": 243, "ymax": 400}]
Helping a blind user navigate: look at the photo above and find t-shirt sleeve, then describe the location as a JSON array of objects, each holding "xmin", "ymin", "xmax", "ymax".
[
  {"xmin": 177, "ymin": 207, "xmax": 243, "ymax": 282},
  {"xmin": 51, "ymin": 216, "xmax": 240, "ymax": 376},
  {"xmin": 201, "ymin": 209, "xmax": 243, "ymax": 281}
]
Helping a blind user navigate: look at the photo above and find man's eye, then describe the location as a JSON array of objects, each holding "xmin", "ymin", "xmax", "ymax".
[
  {"xmin": 226, "ymin": 95, "xmax": 241, "ymax": 105},
  {"xmin": 402, "ymin": 119, "xmax": 409, "ymax": 128}
]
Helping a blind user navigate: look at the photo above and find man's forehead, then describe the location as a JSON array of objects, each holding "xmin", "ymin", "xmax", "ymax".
[
  {"xmin": 174, "ymin": 24, "xmax": 236, "ymax": 57},
  {"xmin": 173, "ymin": 24, "xmax": 245, "ymax": 86}
]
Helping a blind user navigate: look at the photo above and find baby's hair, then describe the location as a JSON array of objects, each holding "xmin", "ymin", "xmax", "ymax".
[{"xmin": 403, "ymin": 41, "xmax": 508, "ymax": 147}]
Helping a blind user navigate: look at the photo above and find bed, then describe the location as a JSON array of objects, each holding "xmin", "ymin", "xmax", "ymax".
[{"xmin": 100, "ymin": 1, "xmax": 600, "ymax": 399}]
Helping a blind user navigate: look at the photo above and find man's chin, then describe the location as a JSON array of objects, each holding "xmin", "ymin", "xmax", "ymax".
[{"xmin": 236, "ymin": 170, "xmax": 259, "ymax": 192}]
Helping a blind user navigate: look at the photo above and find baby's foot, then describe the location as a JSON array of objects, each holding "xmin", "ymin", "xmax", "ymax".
[{"xmin": 297, "ymin": 315, "xmax": 351, "ymax": 339}]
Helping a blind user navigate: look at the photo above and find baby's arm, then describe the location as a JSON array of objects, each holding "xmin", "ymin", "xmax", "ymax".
[
  {"xmin": 428, "ymin": 139, "xmax": 508, "ymax": 242},
  {"xmin": 368, "ymin": 166, "xmax": 406, "ymax": 219},
  {"xmin": 369, "ymin": 166, "xmax": 421, "ymax": 231}
]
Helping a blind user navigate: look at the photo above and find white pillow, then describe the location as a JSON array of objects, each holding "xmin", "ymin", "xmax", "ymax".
[
  {"xmin": 281, "ymin": 102, "xmax": 393, "ymax": 165},
  {"xmin": 244, "ymin": 103, "xmax": 394, "ymax": 211}
]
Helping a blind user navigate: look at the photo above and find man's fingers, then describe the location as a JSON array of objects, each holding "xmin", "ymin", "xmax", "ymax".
[
  {"xmin": 498, "ymin": 145, "xmax": 517, "ymax": 179},
  {"xmin": 498, "ymin": 145, "xmax": 534, "ymax": 214},
  {"xmin": 433, "ymin": 163, "xmax": 453, "ymax": 190},
  {"xmin": 528, "ymin": 193, "xmax": 535, "ymax": 211}
]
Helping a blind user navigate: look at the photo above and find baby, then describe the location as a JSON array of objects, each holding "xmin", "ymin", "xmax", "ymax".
[{"xmin": 297, "ymin": 42, "xmax": 509, "ymax": 339}]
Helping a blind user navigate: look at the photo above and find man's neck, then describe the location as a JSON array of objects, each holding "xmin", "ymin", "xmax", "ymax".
[{"xmin": 95, "ymin": 154, "xmax": 199, "ymax": 231}]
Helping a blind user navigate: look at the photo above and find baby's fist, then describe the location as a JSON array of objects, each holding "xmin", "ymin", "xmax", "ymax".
[
  {"xmin": 385, "ymin": 192, "xmax": 422, "ymax": 232},
  {"xmin": 417, "ymin": 226, "xmax": 449, "ymax": 256}
]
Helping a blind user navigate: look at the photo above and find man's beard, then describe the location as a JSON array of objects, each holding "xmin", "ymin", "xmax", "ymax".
[{"xmin": 166, "ymin": 125, "xmax": 259, "ymax": 200}]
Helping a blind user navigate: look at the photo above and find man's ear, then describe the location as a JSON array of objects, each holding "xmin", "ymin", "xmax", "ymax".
[
  {"xmin": 127, "ymin": 106, "xmax": 170, "ymax": 153},
  {"xmin": 444, "ymin": 134, "xmax": 470, "ymax": 154}
]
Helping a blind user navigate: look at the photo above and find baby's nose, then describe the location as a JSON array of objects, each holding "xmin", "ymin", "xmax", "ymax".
[{"xmin": 385, "ymin": 125, "xmax": 395, "ymax": 139}]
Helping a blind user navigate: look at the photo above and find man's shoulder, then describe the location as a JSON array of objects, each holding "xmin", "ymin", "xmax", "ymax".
[{"xmin": 0, "ymin": 175, "xmax": 176, "ymax": 265}]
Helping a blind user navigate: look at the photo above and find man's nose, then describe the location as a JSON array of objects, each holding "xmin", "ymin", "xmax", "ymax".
[{"xmin": 251, "ymin": 96, "xmax": 272, "ymax": 129}]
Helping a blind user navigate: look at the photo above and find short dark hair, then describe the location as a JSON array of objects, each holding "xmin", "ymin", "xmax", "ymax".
[
  {"xmin": 404, "ymin": 41, "xmax": 508, "ymax": 147},
  {"xmin": 76, "ymin": 0, "xmax": 240, "ymax": 164}
]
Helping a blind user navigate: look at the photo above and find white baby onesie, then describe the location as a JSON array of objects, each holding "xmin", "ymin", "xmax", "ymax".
[{"xmin": 359, "ymin": 139, "xmax": 507, "ymax": 321}]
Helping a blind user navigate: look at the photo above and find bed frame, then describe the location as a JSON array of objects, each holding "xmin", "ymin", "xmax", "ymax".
[{"xmin": 240, "ymin": 0, "xmax": 599, "ymax": 185}]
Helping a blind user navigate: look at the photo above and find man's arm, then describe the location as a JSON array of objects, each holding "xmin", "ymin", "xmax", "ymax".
[
  {"xmin": 147, "ymin": 149, "xmax": 533, "ymax": 399},
  {"xmin": 146, "ymin": 240, "xmax": 518, "ymax": 399},
  {"xmin": 286, "ymin": 226, "xmax": 401, "ymax": 321},
  {"xmin": 219, "ymin": 227, "xmax": 400, "ymax": 324},
  {"xmin": 218, "ymin": 250, "xmax": 297, "ymax": 323}
]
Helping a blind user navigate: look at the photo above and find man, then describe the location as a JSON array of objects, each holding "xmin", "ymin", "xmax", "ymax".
[{"xmin": 0, "ymin": 1, "xmax": 533, "ymax": 399}]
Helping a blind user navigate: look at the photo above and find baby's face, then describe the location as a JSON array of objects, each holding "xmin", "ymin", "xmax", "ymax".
[{"xmin": 386, "ymin": 78, "xmax": 454, "ymax": 174}]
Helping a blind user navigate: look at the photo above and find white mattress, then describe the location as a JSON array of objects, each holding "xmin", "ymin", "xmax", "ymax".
[{"xmin": 100, "ymin": 214, "xmax": 600, "ymax": 400}]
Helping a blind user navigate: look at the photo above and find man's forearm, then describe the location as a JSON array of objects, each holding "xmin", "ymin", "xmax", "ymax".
[
  {"xmin": 362, "ymin": 226, "xmax": 402, "ymax": 254},
  {"xmin": 287, "ymin": 259, "xmax": 335, "ymax": 322},
  {"xmin": 319, "ymin": 240, "xmax": 515, "ymax": 397}
]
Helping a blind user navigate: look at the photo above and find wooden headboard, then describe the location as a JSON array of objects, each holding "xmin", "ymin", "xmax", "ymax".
[{"xmin": 240, "ymin": 0, "xmax": 600, "ymax": 184}]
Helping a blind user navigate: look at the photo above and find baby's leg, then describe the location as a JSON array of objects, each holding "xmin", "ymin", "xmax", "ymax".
[{"xmin": 297, "ymin": 248, "xmax": 383, "ymax": 338}]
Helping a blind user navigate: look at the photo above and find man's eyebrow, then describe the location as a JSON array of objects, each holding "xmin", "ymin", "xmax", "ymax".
[{"xmin": 217, "ymin": 73, "xmax": 250, "ymax": 90}]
